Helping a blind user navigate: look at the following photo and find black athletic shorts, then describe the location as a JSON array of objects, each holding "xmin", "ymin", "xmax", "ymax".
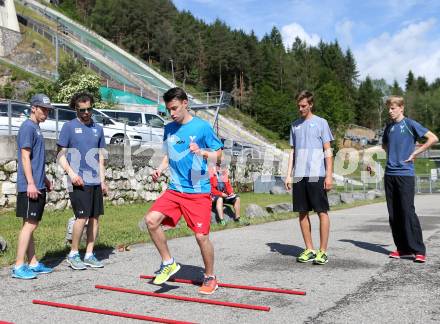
[
  {"xmin": 16, "ymin": 190, "xmax": 46, "ymax": 221},
  {"xmin": 69, "ymin": 185, "xmax": 104, "ymax": 219},
  {"xmin": 292, "ymin": 177, "xmax": 329, "ymax": 213},
  {"xmin": 213, "ymin": 194, "xmax": 239, "ymax": 205}
]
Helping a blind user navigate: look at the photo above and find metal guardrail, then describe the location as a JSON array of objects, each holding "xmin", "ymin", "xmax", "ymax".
[{"xmin": 336, "ymin": 175, "xmax": 440, "ymax": 194}]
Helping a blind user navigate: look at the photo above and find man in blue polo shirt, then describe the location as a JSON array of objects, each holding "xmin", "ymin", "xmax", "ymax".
[
  {"xmin": 57, "ymin": 92, "xmax": 108, "ymax": 270},
  {"xmin": 13, "ymin": 94, "xmax": 54, "ymax": 279},
  {"xmin": 382, "ymin": 96, "xmax": 438, "ymax": 263}
]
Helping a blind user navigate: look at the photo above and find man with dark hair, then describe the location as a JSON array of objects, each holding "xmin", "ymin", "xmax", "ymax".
[
  {"xmin": 57, "ymin": 92, "xmax": 108, "ymax": 270},
  {"xmin": 382, "ymin": 96, "xmax": 438, "ymax": 263},
  {"xmin": 12, "ymin": 94, "xmax": 54, "ymax": 279},
  {"xmin": 285, "ymin": 90, "xmax": 334, "ymax": 265},
  {"xmin": 145, "ymin": 87, "xmax": 223, "ymax": 295}
]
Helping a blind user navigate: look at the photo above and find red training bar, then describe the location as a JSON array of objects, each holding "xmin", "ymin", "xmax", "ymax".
[
  {"xmin": 140, "ymin": 275, "xmax": 306, "ymax": 296},
  {"xmin": 95, "ymin": 285, "xmax": 270, "ymax": 312},
  {"xmin": 32, "ymin": 300, "xmax": 196, "ymax": 324},
  {"xmin": 0, "ymin": 321, "xmax": 14, "ymax": 324}
]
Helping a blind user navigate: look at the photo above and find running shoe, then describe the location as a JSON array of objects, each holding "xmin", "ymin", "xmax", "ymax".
[
  {"xmin": 198, "ymin": 275, "xmax": 218, "ymax": 295},
  {"xmin": 83, "ymin": 254, "xmax": 104, "ymax": 268},
  {"xmin": 153, "ymin": 261, "xmax": 181, "ymax": 285},
  {"xmin": 313, "ymin": 250, "xmax": 328, "ymax": 265},
  {"xmin": 389, "ymin": 251, "xmax": 414, "ymax": 259},
  {"xmin": 296, "ymin": 249, "xmax": 316, "ymax": 263},
  {"xmin": 414, "ymin": 254, "xmax": 426, "ymax": 263},
  {"xmin": 234, "ymin": 218, "xmax": 250, "ymax": 226},
  {"xmin": 12, "ymin": 264, "xmax": 37, "ymax": 279},
  {"xmin": 29, "ymin": 262, "xmax": 53, "ymax": 274},
  {"xmin": 66, "ymin": 253, "xmax": 87, "ymax": 270}
]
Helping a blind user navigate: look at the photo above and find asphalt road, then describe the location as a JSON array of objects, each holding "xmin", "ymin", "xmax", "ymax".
[{"xmin": 1, "ymin": 194, "xmax": 439, "ymax": 324}]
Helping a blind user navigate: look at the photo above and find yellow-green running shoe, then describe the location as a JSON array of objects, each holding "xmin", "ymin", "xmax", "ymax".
[
  {"xmin": 313, "ymin": 250, "xmax": 328, "ymax": 265},
  {"xmin": 153, "ymin": 261, "xmax": 181, "ymax": 285},
  {"xmin": 296, "ymin": 249, "xmax": 316, "ymax": 263}
]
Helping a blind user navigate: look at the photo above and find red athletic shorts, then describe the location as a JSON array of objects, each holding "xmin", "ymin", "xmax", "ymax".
[{"xmin": 149, "ymin": 190, "xmax": 212, "ymax": 234}]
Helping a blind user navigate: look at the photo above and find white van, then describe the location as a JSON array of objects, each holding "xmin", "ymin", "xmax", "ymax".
[
  {"xmin": 0, "ymin": 100, "xmax": 142, "ymax": 147},
  {"xmin": 97, "ymin": 109, "xmax": 166, "ymax": 144}
]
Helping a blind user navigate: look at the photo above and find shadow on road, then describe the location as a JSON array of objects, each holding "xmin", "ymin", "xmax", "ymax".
[
  {"xmin": 40, "ymin": 244, "xmax": 115, "ymax": 268},
  {"xmin": 266, "ymin": 242, "xmax": 303, "ymax": 257},
  {"xmin": 339, "ymin": 239, "xmax": 390, "ymax": 255}
]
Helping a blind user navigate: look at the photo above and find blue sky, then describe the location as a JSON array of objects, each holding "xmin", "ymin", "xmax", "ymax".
[{"xmin": 173, "ymin": 0, "xmax": 440, "ymax": 85}]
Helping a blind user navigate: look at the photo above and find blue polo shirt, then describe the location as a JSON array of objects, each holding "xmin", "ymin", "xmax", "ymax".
[
  {"xmin": 383, "ymin": 117, "xmax": 428, "ymax": 176},
  {"xmin": 58, "ymin": 118, "xmax": 106, "ymax": 185},
  {"xmin": 16, "ymin": 119, "xmax": 46, "ymax": 192},
  {"xmin": 163, "ymin": 117, "xmax": 223, "ymax": 193}
]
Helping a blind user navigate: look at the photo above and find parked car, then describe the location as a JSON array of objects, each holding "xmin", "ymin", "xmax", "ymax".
[
  {"xmin": 0, "ymin": 100, "xmax": 31, "ymax": 136},
  {"xmin": 51, "ymin": 104, "xmax": 142, "ymax": 146},
  {"xmin": 0, "ymin": 100, "xmax": 142, "ymax": 147},
  {"xmin": 98, "ymin": 109, "xmax": 166, "ymax": 144}
]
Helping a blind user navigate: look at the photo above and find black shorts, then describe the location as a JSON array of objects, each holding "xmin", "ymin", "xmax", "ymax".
[
  {"xmin": 69, "ymin": 185, "xmax": 104, "ymax": 219},
  {"xmin": 213, "ymin": 194, "xmax": 239, "ymax": 205},
  {"xmin": 16, "ymin": 190, "xmax": 46, "ymax": 221},
  {"xmin": 292, "ymin": 177, "xmax": 329, "ymax": 213}
]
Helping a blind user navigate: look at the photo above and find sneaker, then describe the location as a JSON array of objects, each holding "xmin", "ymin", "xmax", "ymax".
[
  {"xmin": 153, "ymin": 261, "xmax": 181, "ymax": 285},
  {"xmin": 414, "ymin": 254, "xmax": 426, "ymax": 263},
  {"xmin": 219, "ymin": 219, "xmax": 226, "ymax": 226},
  {"xmin": 296, "ymin": 249, "xmax": 316, "ymax": 263},
  {"xmin": 83, "ymin": 254, "xmax": 104, "ymax": 268},
  {"xmin": 11, "ymin": 264, "xmax": 37, "ymax": 280},
  {"xmin": 313, "ymin": 250, "xmax": 329, "ymax": 265},
  {"xmin": 29, "ymin": 262, "xmax": 53, "ymax": 274},
  {"xmin": 198, "ymin": 275, "xmax": 218, "ymax": 295},
  {"xmin": 66, "ymin": 253, "xmax": 87, "ymax": 270},
  {"xmin": 389, "ymin": 250, "xmax": 414, "ymax": 259},
  {"xmin": 234, "ymin": 218, "xmax": 250, "ymax": 226}
]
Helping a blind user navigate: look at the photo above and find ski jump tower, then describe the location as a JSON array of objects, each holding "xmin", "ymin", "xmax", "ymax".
[{"xmin": 0, "ymin": 0, "xmax": 21, "ymax": 57}]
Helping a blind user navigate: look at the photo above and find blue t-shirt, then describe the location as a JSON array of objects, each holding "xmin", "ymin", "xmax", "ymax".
[
  {"xmin": 163, "ymin": 117, "xmax": 223, "ymax": 193},
  {"xmin": 16, "ymin": 119, "xmax": 46, "ymax": 192},
  {"xmin": 57, "ymin": 118, "xmax": 106, "ymax": 185},
  {"xmin": 383, "ymin": 117, "xmax": 428, "ymax": 176},
  {"xmin": 289, "ymin": 115, "xmax": 334, "ymax": 178}
]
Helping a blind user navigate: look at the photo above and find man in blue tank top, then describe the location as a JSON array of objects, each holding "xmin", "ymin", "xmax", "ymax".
[{"xmin": 382, "ymin": 96, "xmax": 438, "ymax": 263}]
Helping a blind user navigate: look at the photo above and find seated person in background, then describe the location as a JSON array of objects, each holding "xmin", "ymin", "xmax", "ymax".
[{"xmin": 210, "ymin": 163, "xmax": 242, "ymax": 225}]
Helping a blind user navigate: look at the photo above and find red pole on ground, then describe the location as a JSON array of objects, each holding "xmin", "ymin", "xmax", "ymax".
[
  {"xmin": 32, "ymin": 300, "xmax": 196, "ymax": 324},
  {"xmin": 95, "ymin": 285, "xmax": 270, "ymax": 312},
  {"xmin": 140, "ymin": 275, "xmax": 306, "ymax": 296},
  {"xmin": 0, "ymin": 321, "xmax": 14, "ymax": 324}
]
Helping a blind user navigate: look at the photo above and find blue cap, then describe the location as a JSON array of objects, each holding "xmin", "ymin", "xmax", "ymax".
[{"xmin": 30, "ymin": 93, "xmax": 54, "ymax": 109}]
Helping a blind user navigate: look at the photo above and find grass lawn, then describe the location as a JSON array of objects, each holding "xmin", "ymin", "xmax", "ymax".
[{"xmin": 0, "ymin": 193, "xmax": 384, "ymax": 267}]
